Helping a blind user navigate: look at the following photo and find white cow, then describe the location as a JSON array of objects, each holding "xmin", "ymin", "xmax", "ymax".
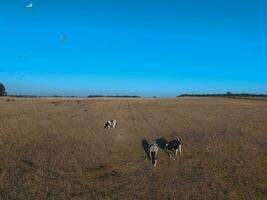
[{"xmin": 149, "ymin": 143, "xmax": 159, "ymax": 167}]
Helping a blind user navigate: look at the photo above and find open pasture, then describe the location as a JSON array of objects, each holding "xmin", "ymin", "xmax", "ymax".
[{"xmin": 0, "ymin": 97, "xmax": 266, "ymax": 199}]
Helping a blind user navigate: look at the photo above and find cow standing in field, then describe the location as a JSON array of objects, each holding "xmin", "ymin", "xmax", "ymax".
[
  {"xmin": 104, "ymin": 120, "xmax": 117, "ymax": 129},
  {"xmin": 111, "ymin": 120, "xmax": 117, "ymax": 128},
  {"xmin": 149, "ymin": 143, "xmax": 159, "ymax": 167},
  {"xmin": 165, "ymin": 138, "xmax": 182, "ymax": 158}
]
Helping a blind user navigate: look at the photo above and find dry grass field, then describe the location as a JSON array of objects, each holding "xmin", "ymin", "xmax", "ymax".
[{"xmin": 0, "ymin": 97, "xmax": 266, "ymax": 199}]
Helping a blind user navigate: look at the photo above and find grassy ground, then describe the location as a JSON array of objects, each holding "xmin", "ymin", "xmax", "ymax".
[{"xmin": 0, "ymin": 97, "xmax": 266, "ymax": 199}]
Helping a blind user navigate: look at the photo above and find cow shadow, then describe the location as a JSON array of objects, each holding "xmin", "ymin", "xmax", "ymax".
[
  {"xmin": 142, "ymin": 139, "xmax": 150, "ymax": 161},
  {"xmin": 155, "ymin": 137, "xmax": 167, "ymax": 150},
  {"xmin": 156, "ymin": 137, "xmax": 172, "ymax": 157}
]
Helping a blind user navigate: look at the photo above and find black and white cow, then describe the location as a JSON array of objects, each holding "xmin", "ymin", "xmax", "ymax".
[
  {"xmin": 165, "ymin": 138, "xmax": 182, "ymax": 157},
  {"xmin": 149, "ymin": 143, "xmax": 159, "ymax": 167},
  {"xmin": 104, "ymin": 120, "xmax": 117, "ymax": 129}
]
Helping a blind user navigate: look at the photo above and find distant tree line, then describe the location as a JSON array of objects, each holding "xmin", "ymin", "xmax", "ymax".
[
  {"xmin": 0, "ymin": 83, "xmax": 7, "ymax": 96},
  {"xmin": 87, "ymin": 95, "xmax": 142, "ymax": 98},
  {"xmin": 177, "ymin": 92, "xmax": 267, "ymax": 97}
]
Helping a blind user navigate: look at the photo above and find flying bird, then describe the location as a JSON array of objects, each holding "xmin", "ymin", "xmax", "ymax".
[
  {"xmin": 60, "ymin": 34, "xmax": 67, "ymax": 40},
  {"xmin": 24, "ymin": 3, "xmax": 33, "ymax": 8}
]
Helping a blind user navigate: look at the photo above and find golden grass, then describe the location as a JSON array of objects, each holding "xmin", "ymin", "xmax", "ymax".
[{"xmin": 0, "ymin": 97, "xmax": 266, "ymax": 199}]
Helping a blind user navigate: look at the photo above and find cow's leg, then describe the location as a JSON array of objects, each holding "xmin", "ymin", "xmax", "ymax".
[
  {"xmin": 168, "ymin": 150, "xmax": 172, "ymax": 158},
  {"xmin": 153, "ymin": 159, "xmax": 157, "ymax": 167},
  {"xmin": 179, "ymin": 145, "xmax": 182, "ymax": 155}
]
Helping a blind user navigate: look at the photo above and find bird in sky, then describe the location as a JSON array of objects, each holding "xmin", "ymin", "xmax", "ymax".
[
  {"xmin": 60, "ymin": 34, "xmax": 67, "ymax": 40},
  {"xmin": 24, "ymin": 3, "xmax": 33, "ymax": 9}
]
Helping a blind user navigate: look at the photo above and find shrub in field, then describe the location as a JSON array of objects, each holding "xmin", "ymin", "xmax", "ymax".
[{"xmin": 0, "ymin": 83, "xmax": 7, "ymax": 96}]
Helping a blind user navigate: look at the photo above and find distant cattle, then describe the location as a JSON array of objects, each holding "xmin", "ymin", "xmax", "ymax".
[
  {"xmin": 82, "ymin": 108, "xmax": 88, "ymax": 112},
  {"xmin": 6, "ymin": 99, "xmax": 10, "ymax": 102},
  {"xmin": 149, "ymin": 143, "xmax": 159, "ymax": 167},
  {"xmin": 104, "ymin": 120, "xmax": 117, "ymax": 129},
  {"xmin": 165, "ymin": 138, "xmax": 182, "ymax": 157},
  {"xmin": 51, "ymin": 101, "xmax": 58, "ymax": 105}
]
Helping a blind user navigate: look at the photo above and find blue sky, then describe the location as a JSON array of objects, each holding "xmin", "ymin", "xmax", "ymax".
[{"xmin": 0, "ymin": 0, "xmax": 267, "ymax": 97}]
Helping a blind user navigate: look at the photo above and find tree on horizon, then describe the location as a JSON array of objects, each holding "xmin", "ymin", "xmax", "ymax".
[{"xmin": 0, "ymin": 83, "xmax": 7, "ymax": 96}]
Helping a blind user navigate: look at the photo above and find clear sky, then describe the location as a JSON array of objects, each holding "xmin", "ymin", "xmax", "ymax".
[{"xmin": 0, "ymin": 0, "xmax": 267, "ymax": 97}]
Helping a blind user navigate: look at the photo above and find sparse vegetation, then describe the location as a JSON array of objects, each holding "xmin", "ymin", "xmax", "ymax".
[{"xmin": 0, "ymin": 97, "xmax": 266, "ymax": 199}]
